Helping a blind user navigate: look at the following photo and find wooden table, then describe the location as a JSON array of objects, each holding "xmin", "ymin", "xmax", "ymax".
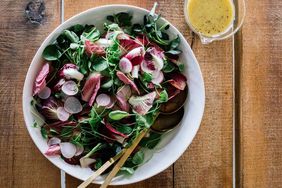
[{"xmin": 0, "ymin": 0, "xmax": 281, "ymax": 187}]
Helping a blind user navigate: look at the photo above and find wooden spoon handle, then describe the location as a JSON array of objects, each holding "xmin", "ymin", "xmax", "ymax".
[
  {"xmin": 100, "ymin": 129, "xmax": 148, "ymax": 188},
  {"xmin": 77, "ymin": 150, "xmax": 124, "ymax": 188}
]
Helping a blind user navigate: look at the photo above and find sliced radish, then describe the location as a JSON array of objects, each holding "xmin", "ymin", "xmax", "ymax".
[
  {"xmin": 57, "ymin": 107, "xmax": 70, "ymax": 121},
  {"xmin": 38, "ymin": 86, "xmax": 51, "ymax": 99},
  {"xmin": 151, "ymin": 71, "xmax": 164, "ymax": 84},
  {"xmin": 47, "ymin": 137, "xmax": 61, "ymax": 146},
  {"xmin": 45, "ymin": 144, "xmax": 61, "ymax": 156},
  {"xmin": 60, "ymin": 142, "xmax": 77, "ymax": 159},
  {"xmin": 119, "ymin": 57, "xmax": 132, "ymax": 73},
  {"xmin": 131, "ymin": 65, "xmax": 140, "ymax": 78},
  {"xmin": 75, "ymin": 145, "xmax": 84, "ymax": 156},
  {"xmin": 62, "ymin": 80, "xmax": 78, "ymax": 96},
  {"xmin": 64, "ymin": 97, "xmax": 82, "ymax": 114},
  {"xmin": 96, "ymin": 94, "xmax": 111, "ymax": 107}
]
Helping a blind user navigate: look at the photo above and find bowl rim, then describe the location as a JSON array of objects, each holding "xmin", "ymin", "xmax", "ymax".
[{"xmin": 23, "ymin": 4, "xmax": 205, "ymax": 185}]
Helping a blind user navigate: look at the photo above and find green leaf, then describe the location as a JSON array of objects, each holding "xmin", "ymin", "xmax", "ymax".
[
  {"xmin": 142, "ymin": 72, "xmax": 152, "ymax": 82},
  {"xmin": 60, "ymin": 127, "xmax": 73, "ymax": 138},
  {"xmin": 40, "ymin": 127, "xmax": 48, "ymax": 139},
  {"xmin": 157, "ymin": 90, "xmax": 168, "ymax": 103},
  {"xmin": 81, "ymin": 26, "xmax": 100, "ymax": 42},
  {"xmin": 101, "ymin": 79, "xmax": 113, "ymax": 89},
  {"xmin": 119, "ymin": 167, "xmax": 135, "ymax": 175},
  {"xmin": 165, "ymin": 49, "xmax": 182, "ymax": 55},
  {"xmin": 85, "ymin": 143, "xmax": 105, "ymax": 158},
  {"xmin": 163, "ymin": 61, "xmax": 176, "ymax": 73},
  {"xmin": 132, "ymin": 150, "xmax": 144, "ymax": 165},
  {"xmin": 116, "ymin": 125, "xmax": 133, "ymax": 134},
  {"xmin": 63, "ymin": 30, "xmax": 79, "ymax": 43},
  {"xmin": 178, "ymin": 63, "xmax": 184, "ymax": 72},
  {"xmin": 139, "ymin": 132, "xmax": 162, "ymax": 149},
  {"xmin": 136, "ymin": 113, "xmax": 154, "ymax": 128},
  {"xmin": 92, "ymin": 59, "xmax": 108, "ymax": 72},
  {"xmin": 170, "ymin": 36, "xmax": 180, "ymax": 49},
  {"xmin": 42, "ymin": 44, "xmax": 61, "ymax": 61},
  {"xmin": 94, "ymin": 158, "xmax": 103, "ymax": 169},
  {"xmin": 109, "ymin": 110, "xmax": 129, "ymax": 120}
]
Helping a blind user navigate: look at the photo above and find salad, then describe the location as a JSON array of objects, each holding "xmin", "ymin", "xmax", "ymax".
[{"xmin": 31, "ymin": 7, "xmax": 187, "ymax": 175}]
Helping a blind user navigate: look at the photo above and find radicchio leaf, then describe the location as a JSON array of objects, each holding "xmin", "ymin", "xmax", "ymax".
[
  {"xmin": 81, "ymin": 73, "xmax": 101, "ymax": 106},
  {"xmin": 59, "ymin": 63, "xmax": 84, "ymax": 81},
  {"xmin": 116, "ymin": 71, "xmax": 140, "ymax": 94},
  {"xmin": 85, "ymin": 40, "xmax": 105, "ymax": 56},
  {"xmin": 45, "ymin": 144, "xmax": 61, "ymax": 156},
  {"xmin": 33, "ymin": 63, "xmax": 50, "ymax": 96},
  {"xmin": 167, "ymin": 73, "xmax": 187, "ymax": 90},
  {"xmin": 129, "ymin": 91, "xmax": 156, "ymax": 115}
]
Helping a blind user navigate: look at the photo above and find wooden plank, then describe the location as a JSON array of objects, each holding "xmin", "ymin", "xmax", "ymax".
[
  {"xmin": 0, "ymin": 0, "xmax": 61, "ymax": 187},
  {"xmin": 235, "ymin": 0, "xmax": 282, "ymax": 187},
  {"xmin": 174, "ymin": 38, "xmax": 233, "ymax": 188},
  {"xmin": 64, "ymin": 0, "xmax": 233, "ymax": 187}
]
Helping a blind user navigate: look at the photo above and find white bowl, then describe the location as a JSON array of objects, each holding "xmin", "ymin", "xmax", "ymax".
[{"xmin": 23, "ymin": 4, "xmax": 205, "ymax": 185}]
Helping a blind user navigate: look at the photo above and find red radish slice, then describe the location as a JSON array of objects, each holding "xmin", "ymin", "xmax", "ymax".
[
  {"xmin": 64, "ymin": 97, "xmax": 82, "ymax": 114},
  {"xmin": 62, "ymin": 81, "xmax": 78, "ymax": 96},
  {"xmin": 45, "ymin": 144, "xmax": 61, "ymax": 156},
  {"xmin": 38, "ymin": 86, "xmax": 51, "ymax": 99},
  {"xmin": 119, "ymin": 57, "xmax": 132, "ymax": 73},
  {"xmin": 75, "ymin": 145, "xmax": 84, "ymax": 156},
  {"xmin": 60, "ymin": 142, "xmax": 77, "ymax": 159},
  {"xmin": 151, "ymin": 71, "xmax": 164, "ymax": 84},
  {"xmin": 116, "ymin": 71, "xmax": 140, "ymax": 95},
  {"xmin": 57, "ymin": 107, "xmax": 70, "ymax": 121},
  {"xmin": 47, "ymin": 137, "xmax": 61, "ymax": 146},
  {"xmin": 131, "ymin": 65, "xmax": 140, "ymax": 78},
  {"xmin": 96, "ymin": 94, "xmax": 111, "ymax": 107}
]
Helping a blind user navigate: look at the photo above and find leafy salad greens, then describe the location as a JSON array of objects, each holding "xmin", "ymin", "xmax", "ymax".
[{"xmin": 31, "ymin": 5, "xmax": 187, "ymax": 175}]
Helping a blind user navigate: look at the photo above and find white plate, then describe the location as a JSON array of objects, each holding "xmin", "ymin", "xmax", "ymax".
[{"xmin": 23, "ymin": 4, "xmax": 205, "ymax": 185}]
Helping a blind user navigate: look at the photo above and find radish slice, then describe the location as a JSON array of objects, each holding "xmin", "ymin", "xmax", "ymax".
[
  {"xmin": 38, "ymin": 86, "xmax": 51, "ymax": 99},
  {"xmin": 64, "ymin": 97, "xmax": 82, "ymax": 114},
  {"xmin": 119, "ymin": 57, "xmax": 132, "ymax": 73},
  {"xmin": 45, "ymin": 145, "xmax": 61, "ymax": 156},
  {"xmin": 96, "ymin": 94, "xmax": 111, "ymax": 107},
  {"xmin": 60, "ymin": 142, "xmax": 77, "ymax": 159},
  {"xmin": 75, "ymin": 145, "xmax": 84, "ymax": 156},
  {"xmin": 47, "ymin": 137, "xmax": 61, "ymax": 146},
  {"xmin": 151, "ymin": 71, "xmax": 164, "ymax": 84},
  {"xmin": 57, "ymin": 107, "xmax": 70, "ymax": 121},
  {"xmin": 62, "ymin": 81, "xmax": 78, "ymax": 96},
  {"xmin": 131, "ymin": 65, "xmax": 140, "ymax": 78}
]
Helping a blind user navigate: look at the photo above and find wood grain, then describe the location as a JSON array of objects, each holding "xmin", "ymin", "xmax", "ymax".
[
  {"xmin": 235, "ymin": 0, "xmax": 282, "ymax": 187},
  {"xmin": 64, "ymin": 0, "xmax": 233, "ymax": 188},
  {"xmin": 0, "ymin": 0, "xmax": 61, "ymax": 187}
]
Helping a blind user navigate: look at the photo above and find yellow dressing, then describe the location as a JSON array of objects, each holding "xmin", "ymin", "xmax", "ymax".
[{"xmin": 187, "ymin": 0, "xmax": 235, "ymax": 36}]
